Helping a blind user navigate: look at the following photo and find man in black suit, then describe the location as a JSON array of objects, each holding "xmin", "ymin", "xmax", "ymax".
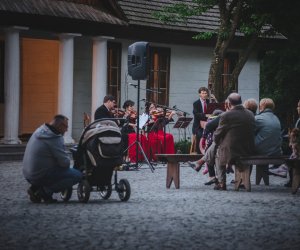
[
  {"xmin": 94, "ymin": 95, "xmax": 116, "ymax": 120},
  {"xmin": 192, "ymin": 87, "xmax": 209, "ymax": 154}
]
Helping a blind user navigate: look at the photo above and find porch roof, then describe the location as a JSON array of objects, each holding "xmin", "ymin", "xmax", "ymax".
[
  {"xmin": 117, "ymin": 0, "xmax": 220, "ymax": 34},
  {"xmin": 0, "ymin": 0, "xmax": 127, "ymax": 26},
  {"xmin": 117, "ymin": 0, "xmax": 285, "ymax": 40}
]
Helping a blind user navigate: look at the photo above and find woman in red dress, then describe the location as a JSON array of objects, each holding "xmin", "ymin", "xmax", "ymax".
[{"xmin": 146, "ymin": 103, "xmax": 176, "ymax": 161}]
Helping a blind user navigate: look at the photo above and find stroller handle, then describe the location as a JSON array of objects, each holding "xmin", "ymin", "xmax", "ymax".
[{"xmin": 78, "ymin": 118, "xmax": 127, "ymax": 146}]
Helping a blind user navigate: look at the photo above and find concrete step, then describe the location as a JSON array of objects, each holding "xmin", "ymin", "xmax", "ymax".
[
  {"xmin": 0, "ymin": 144, "xmax": 27, "ymax": 162},
  {"xmin": 0, "ymin": 144, "xmax": 76, "ymax": 162}
]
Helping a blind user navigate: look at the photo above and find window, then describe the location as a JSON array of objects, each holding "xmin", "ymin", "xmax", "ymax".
[
  {"xmin": 147, "ymin": 47, "xmax": 171, "ymax": 106},
  {"xmin": 107, "ymin": 42, "xmax": 121, "ymax": 106},
  {"xmin": 222, "ymin": 52, "xmax": 239, "ymax": 93}
]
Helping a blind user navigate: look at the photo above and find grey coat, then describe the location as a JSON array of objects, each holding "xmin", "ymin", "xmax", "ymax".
[
  {"xmin": 23, "ymin": 124, "xmax": 70, "ymax": 182},
  {"xmin": 214, "ymin": 105, "xmax": 255, "ymax": 166},
  {"xmin": 255, "ymin": 109, "xmax": 282, "ymax": 156}
]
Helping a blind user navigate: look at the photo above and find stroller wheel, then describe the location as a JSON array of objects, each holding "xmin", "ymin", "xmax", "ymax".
[
  {"xmin": 77, "ymin": 180, "xmax": 90, "ymax": 203},
  {"xmin": 60, "ymin": 187, "xmax": 72, "ymax": 202},
  {"xmin": 99, "ymin": 185, "xmax": 112, "ymax": 200},
  {"xmin": 117, "ymin": 179, "xmax": 131, "ymax": 202}
]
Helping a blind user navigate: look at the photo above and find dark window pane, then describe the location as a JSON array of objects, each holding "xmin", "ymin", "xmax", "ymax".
[
  {"xmin": 147, "ymin": 47, "xmax": 170, "ymax": 106},
  {"xmin": 107, "ymin": 42, "xmax": 121, "ymax": 106}
]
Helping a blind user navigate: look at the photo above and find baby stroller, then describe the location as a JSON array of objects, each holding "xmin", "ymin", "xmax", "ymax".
[{"xmin": 70, "ymin": 118, "xmax": 131, "ymax": 203}]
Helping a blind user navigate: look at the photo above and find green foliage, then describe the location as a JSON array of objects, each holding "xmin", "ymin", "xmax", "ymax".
[
  {"xmin": 152, "ymin": 0, "xmax": 216, "ymax": 40},
  {"xmin": 260, "ymin": 43, "xmax": 300, "ymax": 129},
  {"xmin": 175, "ymin": 140, "xmax": 191, "ymax": 154},
  {"xmin": 192, "ymin": 32, "xmax": 214, "ymax": 40}
]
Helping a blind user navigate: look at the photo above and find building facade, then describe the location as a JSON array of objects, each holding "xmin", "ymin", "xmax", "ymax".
[{"xmin": 0, "ymin": 0, "xmax": 275, "ymax": 144}]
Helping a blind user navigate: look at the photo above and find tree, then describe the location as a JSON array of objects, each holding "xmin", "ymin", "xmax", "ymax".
[
  {"xmin": 259, "ymin": 0, "xmax": 300, "ymax": 128},
  {"xmin": 154, "ymin": 0, "xmax": 278, "ymax": 101}
]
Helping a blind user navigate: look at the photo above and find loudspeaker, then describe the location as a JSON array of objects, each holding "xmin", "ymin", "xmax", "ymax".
[{"xmin": 128, "ymin": 41, "xmax": 149, "ymax": 80}]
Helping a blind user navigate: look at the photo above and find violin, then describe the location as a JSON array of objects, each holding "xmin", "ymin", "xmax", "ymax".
[
  {"xmin": 150, "ymin": 108, "xmax": 172, "ymax": 119},
  {"xmin": 111, "ymin": 108, "xmax": 125, "ymax": 118},
  {"xmin": 126, "ymin": 109, "xmax": 137, "ymax": 123}
]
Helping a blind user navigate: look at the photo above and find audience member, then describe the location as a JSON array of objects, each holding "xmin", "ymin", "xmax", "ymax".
[
  {"xmin": 213, "ymin": 93, "xmax": 255, "ymax": 190},
  {"xmin": 243, "ymin": 98, "xmax": 258, "ymax": 115},
  {"xmin": 282, "ymin": 100, "xmax": 300, "ymax": 186},
  {"xmin": 188, "ymin": 109, "xmax": 223, "ymax": 185},
  {"xmin": 254, "ymin": 99, "xmax": 283, "ymax": 181}
]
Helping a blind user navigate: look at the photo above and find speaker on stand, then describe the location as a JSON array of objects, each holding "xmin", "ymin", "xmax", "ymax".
[{"xmin": 127, "ymin": 41, "xmax": 154, "ymax": 172}]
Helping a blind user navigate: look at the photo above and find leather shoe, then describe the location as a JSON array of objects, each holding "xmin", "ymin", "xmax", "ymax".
[
  {"xmin": 187, "ymin": 161, "xmax": 202, "ymax": 172},
  {"xmin": 36, "ymin": 187, "xmax": 57, "ymax": 204},
  {"xmin": 204, "ymin": 177, "xmax": 217, "ymax": 185}
]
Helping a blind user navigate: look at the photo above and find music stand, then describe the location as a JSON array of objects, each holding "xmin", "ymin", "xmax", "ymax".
[
  {"xmin": 124, "ymin": 80, "xmax": 154, "ymax": 172},
  {"xmin": 173, "ymin": 117, "xmax": 193, "ymax": 141}
]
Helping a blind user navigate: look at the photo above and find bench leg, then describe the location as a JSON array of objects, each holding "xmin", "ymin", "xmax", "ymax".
[
  {"xmin": 166, "ymin": 162, "xmax": 180, "ymax": 189},
  {"xmin": 292, "ymin": 167, "xmax": 300, "ymax": 194},
  {"xmin": 234, "ymin": 165, "xmax": 251, "ymax": 192},
  {"xmin": 256, "ymin": 165, "xmax": 269, "ymax": 185}
]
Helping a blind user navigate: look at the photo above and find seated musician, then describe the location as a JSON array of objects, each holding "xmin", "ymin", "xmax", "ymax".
[
  {"xmin": 94, "ymin": 95, "xmax": 116, "ymax": 120},
  {"xmin": 146, "ymin": 103, "xmax": 176, "ymax": 161},
  {"xmin": 122, "ymin": 100, "xmax": 148, "ymax": 163}
]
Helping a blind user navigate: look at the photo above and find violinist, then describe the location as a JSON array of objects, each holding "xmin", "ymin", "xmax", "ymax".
[
  {"xmin": 122, "ymin": 100, "xmax": 137, "ymax": 134},
  {"xmin": 146, "ymin": 103, "xmax": 176, "ymax": 160},
  {"xmin": 94, "ymin": 95, "xmax": 116, "ymax": 120},
  {"xmin": 121, "ymin": 100, "xmax": 148, "ymax": 163}
]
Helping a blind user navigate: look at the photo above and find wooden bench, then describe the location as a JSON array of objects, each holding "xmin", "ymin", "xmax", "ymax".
[
  {"xmin": 236, "ymin": 155, "xmax": 300, "ymax": 194},
  {"xmin": 156, "ymin": 154, "xmax": 203, "ymax": 189}
]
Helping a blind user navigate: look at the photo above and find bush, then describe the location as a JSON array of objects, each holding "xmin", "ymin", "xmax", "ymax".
[{"xmin": 175, "ymin": 139, "xmax": 191, "ymax": 154}]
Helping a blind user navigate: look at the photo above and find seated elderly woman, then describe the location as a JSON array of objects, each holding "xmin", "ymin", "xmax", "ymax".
[
  {"xmin": 243, "ymin": 98, "xmax": 258, "ymax": 115},
  {"xmin": 255, "ymin": 98, "xmax": 283, "ymax": 183}
]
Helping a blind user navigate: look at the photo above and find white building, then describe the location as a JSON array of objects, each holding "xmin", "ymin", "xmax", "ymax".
[{"xmin": 0, "ymin": 0, "xmax": 281, "ymax": 144}]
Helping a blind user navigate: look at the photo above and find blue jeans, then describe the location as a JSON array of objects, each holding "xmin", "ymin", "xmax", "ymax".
[{"xmin": 34, "ymin": 167, "xmax": 82, "ymax": 195}]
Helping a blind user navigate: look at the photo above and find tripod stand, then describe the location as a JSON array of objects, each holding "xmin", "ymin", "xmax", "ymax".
[{"xmin": 125, "ymin": 80, "xmax": 154, "ymax": 172}]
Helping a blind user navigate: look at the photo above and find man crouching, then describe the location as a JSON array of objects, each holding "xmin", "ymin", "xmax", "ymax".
[{"xmin": 23, "ymin": 114, "xmax": 82, "ymax": 203}]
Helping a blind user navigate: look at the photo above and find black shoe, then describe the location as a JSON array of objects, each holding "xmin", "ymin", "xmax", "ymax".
[
  {"xmin": 187, "ymin": 161, "xmax": 202, "ymax": 172},
  {"xmin": 27, "ymin": 186, "xmax": 42, "ymax": 203},
  {"xmin": 43, "ymin": 197, "xmax": 58, "ymax": 204},
  {"xmin": 204, "ymin": 178, "xmax": 217, "ymax": 185},
  {"xmin": 36, "ymin": 187, "xmax": 57, "ymax": 204}
]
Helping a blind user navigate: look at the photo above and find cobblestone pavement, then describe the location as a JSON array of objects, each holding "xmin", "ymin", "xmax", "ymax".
[{"xmin": 0, "ymin": 161, "xmax": 299, "ymax": 250}]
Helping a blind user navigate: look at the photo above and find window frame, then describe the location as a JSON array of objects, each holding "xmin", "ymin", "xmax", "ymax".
[
  {"xmin": 107, "ymin": 41, "xmax": 122, "ymax": 107},
  {"xmin": 147, "ymin": 46, "xmax": 171, "ymax": 106}
]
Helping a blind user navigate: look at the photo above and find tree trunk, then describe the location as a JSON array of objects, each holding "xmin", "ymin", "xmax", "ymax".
[
  {"xmin": 208, "ymin": 55, "xmax": 224, "ymax": 101},
  {"xmin": 230, "ymin": 33, "xmax": 259, "ymax": 93}
]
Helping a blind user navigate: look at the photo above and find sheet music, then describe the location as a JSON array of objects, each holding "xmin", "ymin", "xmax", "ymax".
[{"xmin": 139, "ymin": 113, "xmax": 149, "ymax": 129}]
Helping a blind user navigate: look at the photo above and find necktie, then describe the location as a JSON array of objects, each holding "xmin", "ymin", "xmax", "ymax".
[{"xmin": 203, "ymin": 101, "xmax": 207, "ymax": 113}]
